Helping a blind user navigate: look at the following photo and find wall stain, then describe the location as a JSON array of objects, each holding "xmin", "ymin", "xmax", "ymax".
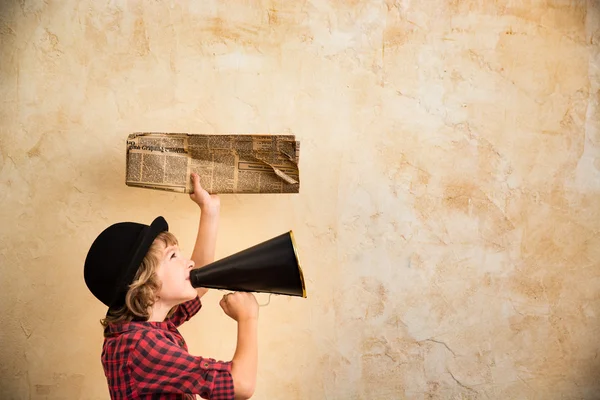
[
  {"xmin": 199, "ymin": 17, "xmax": 261, "ymax": 48},
  {"xmin": 267, "ymin": 8, "xmax": 278, "ymax": 26},
  {"xmin": 132, "ymin": 17, "xmax": 150, "ymax": 56},
  {"xmin": 440, "ymin": 181, "xmax": 516, "ymax": 250},
  {"xmin": 0, "ymin": 20, "xmax": 17, "ymax": 37},
  {"xmin": 32, "ymin": 373, "xmax": 85, "ymax": 399},
  {"xmin": 360, "ymin": 277, "xmax": 388, "ymax": 318},
  {"xmin": 27, "ymin": 138, "xmax": 43, "ymax": 158}
]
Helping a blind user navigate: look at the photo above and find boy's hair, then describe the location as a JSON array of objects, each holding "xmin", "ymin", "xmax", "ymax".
[{"xmin": 101, "ymin": 231, "xmax": 178, "ymax": 330}]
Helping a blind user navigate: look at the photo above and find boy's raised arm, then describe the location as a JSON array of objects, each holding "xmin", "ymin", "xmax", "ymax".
[{"xmin": 188, "ymin": 173, "xmax": 221, "ymax": 298}]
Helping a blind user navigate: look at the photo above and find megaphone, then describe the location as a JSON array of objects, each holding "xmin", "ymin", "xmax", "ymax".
[{"xmin": 189, "ymin": 231, "xmax": 306, "ymax": 298}]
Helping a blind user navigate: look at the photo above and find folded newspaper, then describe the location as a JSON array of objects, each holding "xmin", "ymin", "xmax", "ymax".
[{"xmin": 125, "ymin": 133, "xmax": 300, "ymax": 194}]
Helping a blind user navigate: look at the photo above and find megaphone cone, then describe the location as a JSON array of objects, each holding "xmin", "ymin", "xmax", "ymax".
[{"xmin": 189, "ymin": 231, "xmax": 306, "ymax": 298}]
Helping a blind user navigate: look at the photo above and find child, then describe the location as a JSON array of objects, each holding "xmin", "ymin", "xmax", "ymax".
[{"xmin": 84, "ymin": 173, "xmax": 258, "ymax": 400}]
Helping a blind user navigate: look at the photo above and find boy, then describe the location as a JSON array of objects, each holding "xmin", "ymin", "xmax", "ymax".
[{"xmin": 84, "ymin": 173, "xmax": 258, "ymax": 400}]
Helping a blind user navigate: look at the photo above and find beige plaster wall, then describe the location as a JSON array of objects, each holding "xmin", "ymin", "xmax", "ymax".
[{"xmin": 1, "ymin": 0, "xmax": 600, "ymax": 399}]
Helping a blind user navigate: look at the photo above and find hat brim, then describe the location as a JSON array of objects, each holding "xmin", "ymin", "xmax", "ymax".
[{"xmin": 109, "ymin": 216, "xmax": 168, "ymax": 308}]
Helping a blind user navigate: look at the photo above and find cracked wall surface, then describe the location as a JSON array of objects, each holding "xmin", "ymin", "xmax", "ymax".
[{"xmin": 1, "ymin": 0, "xmax": 600, "ymax": 399}]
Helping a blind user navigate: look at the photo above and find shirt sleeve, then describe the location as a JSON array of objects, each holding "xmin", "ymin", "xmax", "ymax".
[
  {"xmin": 130, "ymin": 330, "xmax": 234, "ymax": 400},
  {"xmin": 168, "ymin": 296, "xmax": 202, "ymax": 327}
]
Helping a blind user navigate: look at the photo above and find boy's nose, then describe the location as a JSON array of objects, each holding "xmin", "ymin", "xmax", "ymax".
[{"xmin": 188, "ymin": 260, "xmax": 195, "ymax": 269}]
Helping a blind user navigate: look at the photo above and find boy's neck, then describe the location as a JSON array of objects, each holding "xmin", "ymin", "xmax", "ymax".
[{"xmin": 148, "ymin": 300, "xmax": 175, "ymax": 322}]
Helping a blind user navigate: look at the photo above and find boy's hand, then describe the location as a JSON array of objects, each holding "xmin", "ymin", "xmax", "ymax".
[
  {"xmin": 220, "ymin": 292, "xmax": 259, "ymax": 322},
  {"xmin": 189, "ymin": 173, "xmax": 220, "ymax": 213}
]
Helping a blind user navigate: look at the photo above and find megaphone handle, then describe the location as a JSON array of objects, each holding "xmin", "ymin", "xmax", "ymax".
[{"xmin": 258, "ymin": 293, "xmax": 273, "ymax": 307}]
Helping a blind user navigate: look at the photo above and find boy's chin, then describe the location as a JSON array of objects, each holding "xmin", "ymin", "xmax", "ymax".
[
  {"xmin": 169, "ymin": 290, "xmax": 197, "ymax": 304},
  {"xmin": 183, "ymin": 289, "xmax": 198, "ymax": 301}
]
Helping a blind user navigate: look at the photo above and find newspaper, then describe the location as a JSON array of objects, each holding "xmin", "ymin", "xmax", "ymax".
[{"xmin": 125, "ymin": 133, "xmax": 300, "ymax": 194}]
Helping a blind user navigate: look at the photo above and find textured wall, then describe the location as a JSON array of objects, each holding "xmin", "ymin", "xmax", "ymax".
[{"xmin": 1, "ymin": 0, "xmax": 600, "ymax": 399}]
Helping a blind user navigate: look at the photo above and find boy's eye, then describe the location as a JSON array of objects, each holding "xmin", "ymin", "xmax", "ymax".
[{"xmin": 170, "ymin": 253, "xmax": 177, "ymax": 259}]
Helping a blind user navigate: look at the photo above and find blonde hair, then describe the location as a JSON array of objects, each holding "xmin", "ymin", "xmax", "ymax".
[{"xmin": 101, "ymin": 231, "xmax": 178, "ymax": 331}]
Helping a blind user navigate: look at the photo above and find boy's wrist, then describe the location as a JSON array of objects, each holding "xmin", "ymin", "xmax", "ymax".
[
  {"xmin": 199, "ymin": 204, "xmax": 220, "ymax": 215},
  {"xmin": 237, "ymin": 316, "xmax": 259, "ymax": 325}
]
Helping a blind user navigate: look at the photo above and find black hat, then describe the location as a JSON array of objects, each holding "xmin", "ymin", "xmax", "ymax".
[{"xmin": 84, "ymin": 216, "xmax": 169, "ymax": 308}]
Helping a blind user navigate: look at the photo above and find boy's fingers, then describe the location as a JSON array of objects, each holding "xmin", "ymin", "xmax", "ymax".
[
  {"xmin": 221, "ymin": 294, "xmax": 231, "ymax": 306},
  {"xmin": 191, "ymin": 173, "xmax": 206, "ymax": 190},
  {"xmin": 190, "ymin": 173, "xmax": 204, "ymax": 196}
]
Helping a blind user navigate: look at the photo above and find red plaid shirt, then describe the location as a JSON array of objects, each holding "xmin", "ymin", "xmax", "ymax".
[{"xmin": 102, "ymin": 297, "xmax": 234, "ymax": 399}]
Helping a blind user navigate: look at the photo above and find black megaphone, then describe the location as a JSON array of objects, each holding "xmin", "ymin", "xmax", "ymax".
[{"xmin": 189, "ymin": 231, "xmax": 306, "ymax": 298}]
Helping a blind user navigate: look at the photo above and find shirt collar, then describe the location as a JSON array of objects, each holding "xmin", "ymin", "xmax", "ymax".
[{"xmin": 104, "ymin": 319, "xmax": 176, "ymax": 336}]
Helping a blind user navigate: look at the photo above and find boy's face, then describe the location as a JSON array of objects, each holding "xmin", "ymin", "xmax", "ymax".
[{"xmin": 155, "ymin": 243, "xmax": 197, "ymax": 306}]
